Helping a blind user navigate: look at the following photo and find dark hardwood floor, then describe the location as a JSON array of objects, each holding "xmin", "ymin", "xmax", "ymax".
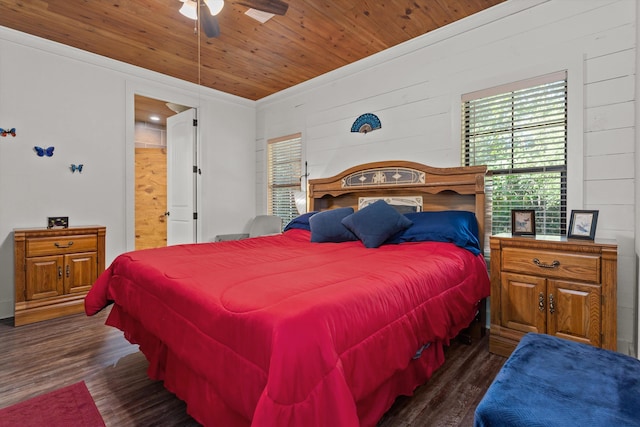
[{"xmin": 0, "ymin": 309, "xmax": 506, "ymax": 426}]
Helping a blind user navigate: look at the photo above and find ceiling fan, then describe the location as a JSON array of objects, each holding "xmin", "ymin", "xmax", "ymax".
[{"xmin": 178, "ymin": 0, "xmax": 289, "ymax": 38}]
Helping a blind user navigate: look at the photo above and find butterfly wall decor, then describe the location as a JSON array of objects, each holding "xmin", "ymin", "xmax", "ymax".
[
  {"xmin": 70, "ymin": 164, "xmax": 84, "ymax": 173},
  {"xmin": 0, "ymin": 128, "xmax": 16, "ymax": 137},
  {"xmin": 34, "ymin": 146, "xmax": 55, "ymax": 157}
]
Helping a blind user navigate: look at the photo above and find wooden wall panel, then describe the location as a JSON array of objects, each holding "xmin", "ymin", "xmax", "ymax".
[{"xmin": 135, "ymin": 148, "xmax": 167, "ymax": 250}]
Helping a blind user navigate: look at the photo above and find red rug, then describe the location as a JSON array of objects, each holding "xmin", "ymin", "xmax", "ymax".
[{"xmin": 0, "ymin": 381, "xmax": 105, "ymax": 427}]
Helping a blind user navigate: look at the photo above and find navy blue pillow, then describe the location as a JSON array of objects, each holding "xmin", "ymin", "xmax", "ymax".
[
  {"xmin": 387, "ymin": 210, "xmax": 481, "ymax": 255},
  {"xmin": 341, "ymin": 200, "xmax": 413, "ymax": 248},
  {"xmin": 283, "ymin": 211, "xmax": 318, "ymax": 232},
  {"xmin": 309, "ymin": 208, "xmax": 358, "ymax": 243}
]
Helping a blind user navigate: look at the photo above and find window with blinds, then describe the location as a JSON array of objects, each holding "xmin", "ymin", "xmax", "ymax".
[
  {"xmin": 462, "ymin": 71, "xmax": 567, "ymax": 236},
  {"xmin": 267, "ymin": 133, "xmax": 302, "ymax": 225}
]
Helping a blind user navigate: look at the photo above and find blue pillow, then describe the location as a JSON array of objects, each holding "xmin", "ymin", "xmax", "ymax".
[
  {"xmin": 283, "ymin": 211, "xmax": 318, "ymax": 232},
  {"xmin": 341, "ymin": 200, "xmax": 413, "ymax": 248},
  {"xmin": 309, "ymin": 208, "xmax": 358, "ymax": 243},
  {"xmin": 387, "ymin": 210, "xmax": 481, "ymax": 255}
]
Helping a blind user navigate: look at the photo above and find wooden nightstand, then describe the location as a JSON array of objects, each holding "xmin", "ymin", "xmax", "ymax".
[
  {"xmin": 14, "ymin": 226, "xmax": 106, "ymax": 326},
  {"xmin": 489, "ymin": 233, "xmax": 617, "ymax": 357}
]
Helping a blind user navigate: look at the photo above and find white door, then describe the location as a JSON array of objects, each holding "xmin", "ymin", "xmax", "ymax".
[{"xmin": 167, "ymin": 108, "xmax": 197, "ymax": 245}]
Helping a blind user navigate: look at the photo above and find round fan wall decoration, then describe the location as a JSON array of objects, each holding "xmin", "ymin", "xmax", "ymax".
[{"xmin": 351, "ymin": 113, "xmax": 381, "ymax": 134}]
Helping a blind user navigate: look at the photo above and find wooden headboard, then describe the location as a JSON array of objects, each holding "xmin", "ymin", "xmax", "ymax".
[{"xmin": 308, "ymin": 160, "xmax": 488, "ymax": 249}]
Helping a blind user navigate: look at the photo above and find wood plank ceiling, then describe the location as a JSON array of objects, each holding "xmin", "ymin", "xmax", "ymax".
[{"xmin": 0, "ymin": 0, "xmax": 505, "ymax": 101}]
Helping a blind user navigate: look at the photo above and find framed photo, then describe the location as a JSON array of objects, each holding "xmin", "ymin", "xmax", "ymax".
[
  {"xmin": 47, "ymin": 216, "xmax": 69, "ymax": 229},
  {"xmin": 568, "ymin": 210, "xmax": 598, "ymax": 240},
  {"xmin": 511, "ymin": 210, "xmax": 536, "ymax": 236}
]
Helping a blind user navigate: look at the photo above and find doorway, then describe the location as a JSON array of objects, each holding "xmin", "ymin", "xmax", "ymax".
[{"xmin": 134, "ymin": 95, "xmax": 194, "ymax": 250}]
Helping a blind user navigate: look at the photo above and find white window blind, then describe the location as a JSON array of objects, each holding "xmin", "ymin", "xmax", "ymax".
[
  {"xmin": 462, "ymin": 71, "xmax": 568, "ymax": 235},
  {"xmin": 267, "ymin": 133, "xmax": 302, "ymax": 225}
]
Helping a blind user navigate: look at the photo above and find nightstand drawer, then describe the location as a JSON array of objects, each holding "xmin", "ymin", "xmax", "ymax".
[
  {"xmin": 26, "ymin": 235, "xmax": 97, "ymax": 257},
  {"xmin": 502, "ymin": 247, "xmax": 600, "ymax": 283}
]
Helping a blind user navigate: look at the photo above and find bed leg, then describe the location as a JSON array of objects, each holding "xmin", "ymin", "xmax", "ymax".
[{"xmin": 456, "ymin": 298, "xmax": 487, "ymax": 345}]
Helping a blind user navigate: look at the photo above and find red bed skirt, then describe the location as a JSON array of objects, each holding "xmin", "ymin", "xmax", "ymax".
[{"xmin": 107, "ymin": 303, "xmax": 453, "ymax": 426}]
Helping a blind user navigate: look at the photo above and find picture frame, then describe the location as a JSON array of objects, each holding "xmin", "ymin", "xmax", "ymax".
[
  {"xmin": 568, "ymin": 210, "xmax": 598, "ymax": 240},
  {"xmin": 511, "ymin": 209, "xmax": 536, "ymax": 236},
  {"xmin": 47, "ymin": 216, "xmax": 69, "ymax": 229}
]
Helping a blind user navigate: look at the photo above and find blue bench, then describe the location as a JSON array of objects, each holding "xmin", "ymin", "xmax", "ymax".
[{"xmin": 475, "ymin": 333, "xmax": 640, "ymax": 426}]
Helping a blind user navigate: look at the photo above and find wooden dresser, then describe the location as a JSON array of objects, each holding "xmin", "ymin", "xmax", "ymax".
[
  {"xmin": 489, "ymin": 233, "xmax": 617, "ymax": 357},
  {"xmin": 14, "ymin": 226, "xmax": 106, "ymax": 326}
]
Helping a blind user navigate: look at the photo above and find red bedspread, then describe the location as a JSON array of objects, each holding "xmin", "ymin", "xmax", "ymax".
[{"xmin": 86, "ymin": 229, "xmax": 490, "ymax": 426}]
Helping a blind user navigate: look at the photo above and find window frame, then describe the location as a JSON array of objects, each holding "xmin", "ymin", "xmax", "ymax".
[
  {"xmin": 453, "ymin": 57, "xmax": 584, "ymax": 238},
  {"xmin": 462, "ymin": 71, "xmax": 569, "ymax": 236},
  {"xmin": 266, "ymin": 133, "xmax": 303, "ymax": 226}
]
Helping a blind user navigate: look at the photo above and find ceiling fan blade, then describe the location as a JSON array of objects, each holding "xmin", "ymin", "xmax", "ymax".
[
  {"xmin": 200, "ymin": 11, "xmax": 220, "ymax": 38},
  {"xmin": 235, "ymin": 0, "xmax": 289, "ymax": 15}
]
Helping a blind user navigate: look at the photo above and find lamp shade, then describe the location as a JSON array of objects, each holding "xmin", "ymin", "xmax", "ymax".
[{"xmin": 294, "ymin": 191, "xmax": 307, "ymax": 214}]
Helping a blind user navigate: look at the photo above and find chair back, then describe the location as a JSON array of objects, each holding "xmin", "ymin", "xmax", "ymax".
[{"xmin": 249, "ymin": 215, "xmax": 282, "ymax": 237}]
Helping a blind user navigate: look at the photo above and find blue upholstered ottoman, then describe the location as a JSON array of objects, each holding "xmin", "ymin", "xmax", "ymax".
[{"xmin": 474, "ymin": 333, "xmax": 640, "ymax": 426}]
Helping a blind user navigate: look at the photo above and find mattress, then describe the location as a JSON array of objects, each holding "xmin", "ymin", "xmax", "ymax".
[{"xmin": 86, "ymin": 228, "xmax": 490, "ymax": 426}]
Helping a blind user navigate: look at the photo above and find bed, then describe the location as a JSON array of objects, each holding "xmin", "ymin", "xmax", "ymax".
[
  {"xmin": 474, "ymin": 333, "xmax": 640, "ymax": 426},
  {"xmin": 85, "ymin": 160, "xmax": 490, "ymax": 426}
]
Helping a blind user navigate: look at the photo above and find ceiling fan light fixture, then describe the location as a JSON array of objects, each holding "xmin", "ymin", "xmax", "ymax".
[
  {"xmin": 204, "ymin": 0, "xmax": 224, "ymax": 16},
  {"xmin": 179, "ymin": 0, "xmax": 198, "ymax": 20}
]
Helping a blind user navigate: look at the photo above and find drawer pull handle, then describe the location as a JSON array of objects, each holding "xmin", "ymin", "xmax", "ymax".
[
  {"xmin": 538, "ymin": 292, "xmax": 545, "ymax": 312},
  {"xmin": 66, "ymin": 265, "xmax": 70, "ymax": 278},
  {"xmin": 549, "ymin": 293, "xmax": 555, "ymax": 314},
  {"xmin": 532, "ymin": 258, "xmax": 560, "ymax": 269},
  {"xmin": 58, "ymin": 266, "xmax": 62, "ymax": 279},
  {"xmin": 54, "ymin": 241, "xmax": 74, "ymax": 249}
]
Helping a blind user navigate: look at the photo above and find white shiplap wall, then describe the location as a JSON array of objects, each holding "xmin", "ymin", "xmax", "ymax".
[
  {"xmin": 0, "ymin": 27, "xmax": 257, "ymax": 320},
  {"xmin": 256, "ymin": 0, "xmax": 637, "ymax": 354}
]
